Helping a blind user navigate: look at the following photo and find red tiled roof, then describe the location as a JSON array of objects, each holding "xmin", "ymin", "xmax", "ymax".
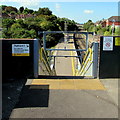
[{"xmin": 108, "ymin": 16, "xmax": 120, "ymax": 22}]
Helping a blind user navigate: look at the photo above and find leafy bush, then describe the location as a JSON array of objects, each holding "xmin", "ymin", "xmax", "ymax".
[
  {"xmin": 104, "ymin": 31, "xmax": 111, "ymax": 36},
  {"xmin": 115, "ymin": 27, "xmax": 120, "ymax": 36}
]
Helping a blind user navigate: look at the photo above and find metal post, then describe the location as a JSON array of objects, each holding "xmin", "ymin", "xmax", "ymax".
[
  {"xmin": 86, "ymin": 33, "xmax": 88, "ymax": 51},
  {"xmin": 112, "ymin": 19, "xmax": 115, "ymax": 36},
  {"xmin": 33, "ymin": 39, "xmax": 39, "ymax": 78},
  {"xmin": 64, "ymin": 21, "xmax": 67, "ymax": 49},
  {"xmin": 92, "ymin": 42, "xmax": 99, "ymax": 78},
  {"xmin": 53, "ymin": 56, "xmax": 56, "ymax": 69},
  {"xmin": 0, "ymin": 38, "xmax": 2, "ymax": 120},
  {"xmin": 43, "ymin": 32, "xmax": 46, "ymax": 50}
]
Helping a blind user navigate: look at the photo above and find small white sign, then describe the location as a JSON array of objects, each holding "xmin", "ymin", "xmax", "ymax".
[
  {"xmin": 103, "ymin": 37, "xmax": 113, "ymax": 51},
  {"xmin": 12, "ymin": 44, "xmax": 30, "ymax": 56}
]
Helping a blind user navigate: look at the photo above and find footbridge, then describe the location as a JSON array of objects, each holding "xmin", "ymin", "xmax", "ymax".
[
  {"xmin": 38, "ymin": 31, "xmax": 98, "ymax": 78},
  {"xmin": 2, "ymin": 32, "xmax": 120, "ymax": 119}
]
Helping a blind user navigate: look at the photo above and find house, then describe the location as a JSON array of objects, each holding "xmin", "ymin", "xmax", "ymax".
[
  {"xmin": 101, "ymin": 16, "xmax": 120, "ymax": 28},
  {"xmin": 1, "ymin": 13, "xmax": 10, "ymax": 18},
  {"xmin": 1, "ymin": 13, "xmax": 35, "ymax": 20},
  {"xmin": 95, "ymin": 21, "xmax": 102, "ymax": 26},
  {"xmin": 100, "ymin": 20, "xmax": 107, "ymax": 27},
  {"xmin": 95, "ymin": 16, "xmax": 120, "ymax": 28},
  {"xmin": 15, "ymin": 14, "xmax": 35, "ymax": 20},
  {"xmin": 106, "ymin": 16, "xmax": 120, "ymax": 27},
  {"xmin": 8, "ymin": 13, "xmax": 16, "ymax": 19}
]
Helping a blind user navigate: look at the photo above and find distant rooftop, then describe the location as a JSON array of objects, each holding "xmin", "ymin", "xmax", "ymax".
[{"xmin": 108, "ymin": 16, "xmax": 120, "ymax": 22}]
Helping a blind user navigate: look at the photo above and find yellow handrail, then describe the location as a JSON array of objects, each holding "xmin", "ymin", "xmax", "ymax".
[
  {"xmin": 77, "ymin": 48, "xmax": 93, "ymax": 76},
  {"xmin": 82, "ymin": 48, "xmax": 91, "ymax": 65},
  {"xmin": 40, "ymin": 48, "xmax": 53, "ymax": 75}
]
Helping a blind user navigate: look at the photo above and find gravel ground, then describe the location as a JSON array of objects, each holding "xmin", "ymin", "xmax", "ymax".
[{"xmin": 2, "ymin": 79, "xmax": 27, "ymax": 120}]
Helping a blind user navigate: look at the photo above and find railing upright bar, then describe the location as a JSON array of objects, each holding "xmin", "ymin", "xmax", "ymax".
[{"xmin": 92, "ymin": 42, "xmax": 99, "ymax": 78}]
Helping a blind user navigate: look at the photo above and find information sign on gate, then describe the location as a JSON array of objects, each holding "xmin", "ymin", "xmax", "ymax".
[
  {"xmin": 103, "ymin": 37, "xmax": 113, "ymax": 51},
  {"xmin": 115, "ymin": 37, "xmax": 120, "ymax": 46},
  {"xmin": 12, "ymin": 44, "xmax": 30, "ymax": 56}
]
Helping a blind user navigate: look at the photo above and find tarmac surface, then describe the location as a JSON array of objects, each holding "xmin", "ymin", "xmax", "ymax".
[
  {"xmin": 2, "ymin": 79, "xmax": 26, "ymax": 120},
  {"xmin": 9, "ymin": 78, "xmax": 119, "ymax": 119},
  {"xmin": 100, "ymin": 79, "xmax": 119, "ymax": 106}
]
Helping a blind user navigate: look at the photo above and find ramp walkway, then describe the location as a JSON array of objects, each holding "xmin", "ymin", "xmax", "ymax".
[{"xmin": 54, "ymin": 40, "xmax": 75, "ymax": 76}]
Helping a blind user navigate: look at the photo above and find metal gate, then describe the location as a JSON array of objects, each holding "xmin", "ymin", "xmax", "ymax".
[{"xmin": 99, "ymin": 36, "xmax": 120, "ymax": 78}]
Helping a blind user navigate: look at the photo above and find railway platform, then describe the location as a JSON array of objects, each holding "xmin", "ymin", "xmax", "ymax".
[{"xmin": 9, "ymin": 78, "xmax": 118, "ymax": 118}]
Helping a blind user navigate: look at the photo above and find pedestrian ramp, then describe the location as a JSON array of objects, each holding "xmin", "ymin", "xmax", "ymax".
[
  {"xmin": 30, "ymin": 79, "xmax": 106, "ymax": 90},
  {"xmin": 39, "ymin": 31, "xmax": 98, "ymax": 78},
  {"xmin": 39, "ymin": 42, "xmax": 99, "ymax": 78}
]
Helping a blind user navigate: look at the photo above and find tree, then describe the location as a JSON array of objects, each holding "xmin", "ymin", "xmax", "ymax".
[
  {"xmin": 47, "ymin": 15, "xmax": 57, "ymax": 22},
  {"xmin": 10, "ymin": 23, "xmax": 37, "ymax": 38},
  {"xmin": 21, "ymin": 29, "xmax": 36, "ymax": 38},
  {"xmin": 10, "ymin": 11, "xmax": 16, "ymax": 15},
  {"xmin": 11, "ymin": 23, "xmax": 22, "ymax": 30},
  {"xmin": 2, "ymin": 5, "xmax": 78, "ymax": 44},
  {"xmin": 28, "ymin": 29, "xmax": 37, "ymax": 38},
  {"xmin": 23, "ymin": 7, "xmax": 29, "ymax": 14},
  {"xmin": 26, "ymin": 9, "xmax": 34, "ymax": 14},
  {"xmin": 23, "ymin": 7, "xmax": 34, "ymax": 14},
  {"xmin": 46, "ymin": 33, "xmax": 64, "ymax": 48},
  {"xmin": 37, "ymin": 7, "xmax": 52, "ymax": 15},
  {"xmin": 115, "ymin": 27, "xmax": 120, "ymax": 35},
  {"xmin": 40, "ymin": 20, "xmax": 55, "ymax": 31},
  {"xmin": 16, "ymin": 19, "xmax": 28, "ymax": 29},
  {"xmin": 19, "ymin": 6, "xmax": 24, "ymax": 13},
  {"xmin": 2, "ymin": 18, "xmax": 15, "ymax": 30},
  {"xmin": 5, "ymin": 6, "xmax": 18, "ymax": 13},
  {"xmin": 1, "ymin": 5, "xmax": 7, "ymax": 10},
  {"xmin": 67, "ymin": 20, "xmax": 78, "ymax": 31},
  {"xmin": 2, "ymin": 28, "xmax": 11, "ymax": 38},
  {"xmin": 83, "ymin": 20, "xmax": 94, "ymax": 31},
  {"xmin": 104, "ymin": 31, "xmax": 111, "ymax": 36},
  {"xmin": 56, "ymin": 17, "xmax": 78, "ymax": 31}
]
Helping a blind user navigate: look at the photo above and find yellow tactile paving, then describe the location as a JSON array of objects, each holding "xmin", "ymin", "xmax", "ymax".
[
  {"xmin": 59, "ymin": 80, "xmax": 75, "ymax": 89},
  {"xmin": 74, "ymin": 79, "xmax": 106, "ymax": 90},
  {"xmin": 31, "ymin": 79, "xmax": 106, "ymax": 90},
  {"xmin": 31, "ymin": 79, "xmax": 48, "ymax": 85},
  {"xmin": 47, "ymin": 80, "xmax": 60, "ymax": 89}
]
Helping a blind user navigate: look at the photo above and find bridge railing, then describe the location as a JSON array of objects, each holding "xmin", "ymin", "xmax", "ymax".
[
  {"xmin": 39, "ymin": 47, "xmax": 56, "ymax": 76},
  {"xmin": 76, "ymin": 42, "xmax": 98, "ymax": 78}
]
